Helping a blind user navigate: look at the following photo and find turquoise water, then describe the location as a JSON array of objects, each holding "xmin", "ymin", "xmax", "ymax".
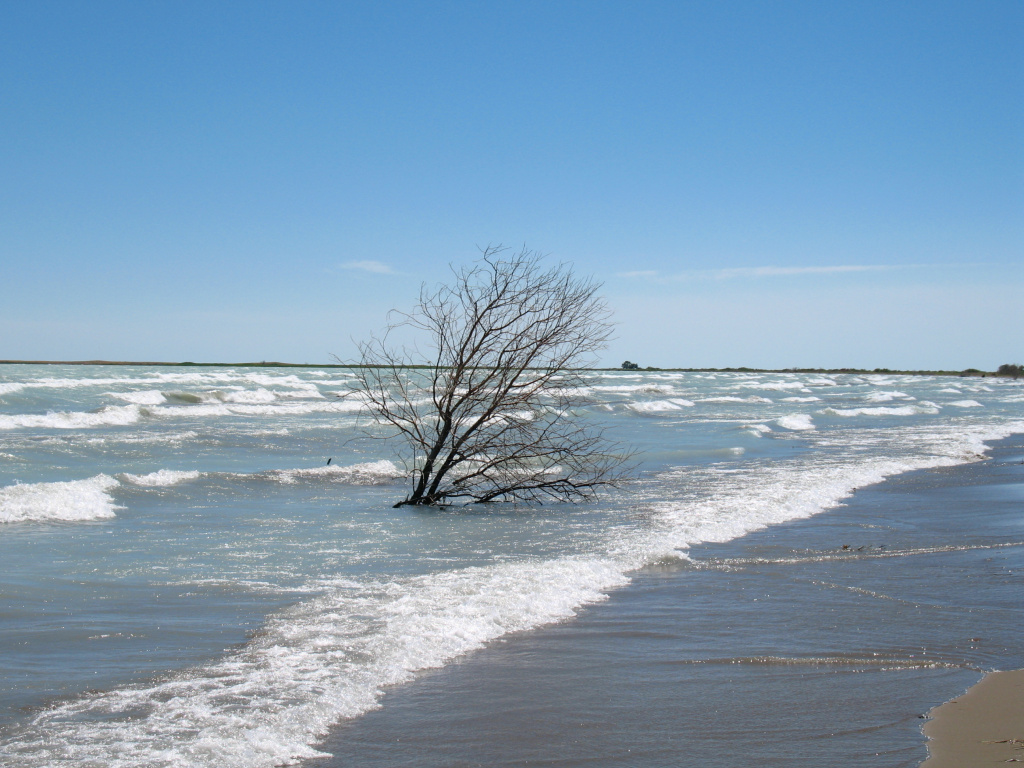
[{"xmin": 0, "ymin": 365, "xmax": 1021, "ymax": 766}]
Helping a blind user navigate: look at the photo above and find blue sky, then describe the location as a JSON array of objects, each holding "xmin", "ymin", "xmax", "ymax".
[{"xmin": 2, "ymin": 1, "xmax": 1021, "ymax": 369}]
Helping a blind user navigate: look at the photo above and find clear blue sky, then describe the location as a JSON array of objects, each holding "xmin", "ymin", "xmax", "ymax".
[{"xmin": 2, "ymin": 1, "xmax": 1021, "ymax": 369}]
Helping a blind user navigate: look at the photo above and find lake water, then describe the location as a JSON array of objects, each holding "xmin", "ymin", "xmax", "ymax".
[{"xmin": 0, "ymin": 365, "xmax": 1021, "ymax": 766}]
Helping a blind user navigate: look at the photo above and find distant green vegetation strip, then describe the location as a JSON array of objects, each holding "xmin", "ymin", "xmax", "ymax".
[{"xmin": 0, "ymin": 360, "xmax": 1017, "ymax": 377}]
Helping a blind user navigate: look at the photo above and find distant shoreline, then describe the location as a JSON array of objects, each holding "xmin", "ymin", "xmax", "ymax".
[{"xmin": 0, "ymin": 360, "xmax": 1009, "ymax": 377}]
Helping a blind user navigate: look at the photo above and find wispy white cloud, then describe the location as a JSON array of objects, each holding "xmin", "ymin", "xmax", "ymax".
[
  {"xmin": 617, "ymin": 270, "xmax": 659, "ymax": 278},
  {"xmin": 709, "ymin": 264, "xmax": 899, "ymax": 279},
  {"xmin": 340, "ymin": 260, "xmax": 397, "ymax": 275},
  {"xmin": 618, "ymin": 264, "xmax": 907, "ymax": 282}
]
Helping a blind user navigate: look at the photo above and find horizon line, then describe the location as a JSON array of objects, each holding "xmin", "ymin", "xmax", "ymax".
[{"xmin": 0, "ymin": 360, "xmax": 1007, "ymax": 376}]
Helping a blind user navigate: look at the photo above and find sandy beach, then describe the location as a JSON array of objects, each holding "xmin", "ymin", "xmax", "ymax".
[{"xmin": 921, "ymin": 668, "xmax": 1024, "ymax": 766}]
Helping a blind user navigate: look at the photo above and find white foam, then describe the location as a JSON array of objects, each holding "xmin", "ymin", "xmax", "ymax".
[
  {"xmin": 627, "ymin": 399, "xmax": 694, "ymax": 413},
  {"xmin": 108, "ymin": 390, "xmax": 167, "ymax": 405},
  {"xmin": 9, "ymin": 372, "xmax": 327, "ymax": 399},
  {"xmin": 627, "ymin": 419, "xmax": 1024, "ymax": 565},
  {"xmin": 734, "ymin": 381, "xmax": 811, "ymax": 392},
  {"xmin": 776, "ymin": 414, "xmax": 815, "ymax": 431},
  {"xmin": 4, "ymin": 412, "xmax": 1023, "ymax": 766},
  {"xmin": 948, "ymin": 400, "xmax": 983, "ymax": 408},
  {"xmin": 268, "ymin": 460, "xmax": 404, "ymax": 485},
  {"xmin": 141, "ymin": 399, "xmax": 368, "ymax": 421},
  {"xmin": 821, "ymin": 405, "xmax": 940, "ymax": 417},
  {"xmin": 2, "ymin": 558, "xmax": 628, "ymax": 767},
  {"xmin": 0, "ymin": 405, "xmax": 144, "ymax": 430},
  {"xmin": 220, "ymin": 388, "xmax": 279, "ymax": 404},
  {"xmin": 698, "ymin": 396, "xmax": 774, "ymax": 404},
  {"xmin": 120, "ymin": 469, "xmax": 202, "ymax": 487},
  {"xmin": 0, "ymin": 475, "xmax": 121, "ymax": 524},
  {"xmin": 278, "ymin": 388, "xmax": 325, "ymax": 400},
  {"xmin": 865, "ymin": 391, "xmax": 913, "ymax": 403},
  {"xmin": 781, "ymin": 396, "xmax": 820, "ymax": 403},
  {"xmin": 593, "ymin": 384, "xmax": 674, "ymax": 394},
  {"xmin": 0, "ymin": 382, "xmax": 28, "ymax": 397}
]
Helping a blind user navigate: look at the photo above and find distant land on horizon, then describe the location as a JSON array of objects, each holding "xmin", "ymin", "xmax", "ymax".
[{"xmin": 0, "ymin": 359, "xmax": 1014, "ymax": 378}]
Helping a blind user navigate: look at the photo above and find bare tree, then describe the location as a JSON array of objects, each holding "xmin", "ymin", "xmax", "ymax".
[{"xmin": 350, "ymin": 246, "xmax": 630, "ymax": 507}]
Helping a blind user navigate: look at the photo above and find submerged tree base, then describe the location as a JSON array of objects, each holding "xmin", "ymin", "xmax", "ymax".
[{"xmin": 351, "ymin": 246, "xmax": 631, "ymax": 507}]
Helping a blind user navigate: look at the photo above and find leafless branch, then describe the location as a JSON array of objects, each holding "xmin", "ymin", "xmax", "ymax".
[{"xmin": 349, "ymin": 246, "xmax": 632, "ymax": 507}]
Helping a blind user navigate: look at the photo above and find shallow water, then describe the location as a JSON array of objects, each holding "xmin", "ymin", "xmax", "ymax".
[
  {"xmin": 0, "ymin": 365, "xmax": 1021, "ymax": 766},
  {"xmin": 318, "ymin": 438, "xmax": 1024, "ymax": 767}
]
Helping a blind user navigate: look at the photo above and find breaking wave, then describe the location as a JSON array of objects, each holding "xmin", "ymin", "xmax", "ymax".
[{"xmin": 0, "ymin": 475, "xmax": 121, "ymax": 524}]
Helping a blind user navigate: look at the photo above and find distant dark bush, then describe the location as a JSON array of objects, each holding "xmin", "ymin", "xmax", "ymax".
[{"xmin": 997, "ymin": 363, "xmax": 1023, "ymax": 379}]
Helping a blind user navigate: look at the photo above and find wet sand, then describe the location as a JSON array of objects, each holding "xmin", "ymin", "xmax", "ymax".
[{"xmin": 921, "ymin": 668, "xmax": 1024, "ymax": 767}]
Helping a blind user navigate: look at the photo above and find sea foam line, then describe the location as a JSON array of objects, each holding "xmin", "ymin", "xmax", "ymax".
[
  {"xmin": 0, "ymin": 559, "xmax": 629, "ymax": 768},
  {"xmin": 3, "ymin": 420, "xmax": 1021, "ymax": 764}
]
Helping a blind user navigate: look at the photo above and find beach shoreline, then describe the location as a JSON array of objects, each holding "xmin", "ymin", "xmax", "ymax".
[
  {"xmin": 921, "ymin": 668, "xmax": 1024, "ymax": 767},
  {"xmin": 315, "ymin": 432, "xmax": 1024, "ymax": 767}
]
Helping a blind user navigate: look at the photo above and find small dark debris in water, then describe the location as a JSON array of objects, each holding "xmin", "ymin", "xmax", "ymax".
[
  {"xmin": 857, "ymin": 546, "xmax": 866, "ymax": 551},
  {"xmin": 327, "ymin": 458, "xmax": 332, "ymax": 466},
  {"xmin": 842, "ymin": 544, "xmax": 850, "ymax": 550}
]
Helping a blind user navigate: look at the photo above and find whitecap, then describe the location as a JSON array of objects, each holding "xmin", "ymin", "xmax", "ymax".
[
  {"xmin": 220, "ymin": 388, "xmax": 278, "ymax": 404},
  {"xmin": 627, "ymin": 399, "xmax": 694, "ymax": 414},
  {"xmin": 864, "ymin": 391, "xmax": 914, "ymax": 403},
  {"xmin": 0, "ymin": 475, "xmax": 121, "ymax": 524},
  {"xmin": 734, "ymin": 381, "xmax": 811, "ymax": 392},
  {"xmin": 268, "ymin": 459, "xmax": 405, "ymax": 485},
  {"xmin": 108, "ymin": 390, "xmax": 167, "ymax": 405},
  {"xmin": 821, "ymin": 405, "xmax": 940, "ymax": 417},
  {"xmin": 0, "ymin": 405, "xmax": 144, "ymax": 430},
  {"xmin": 775, "ymin": 414, "xmax": 815, "ymax": 431},
  {"xmin": 698, "ymin": 396, "xmax": 774, "ymax": 404},
  {"xmin": 0, "ymin": 382, "xmax": 28, "ymax": 397},
  {"xmin": 120, "ymin": 469, "xmax": 203, "ymax": 487}
]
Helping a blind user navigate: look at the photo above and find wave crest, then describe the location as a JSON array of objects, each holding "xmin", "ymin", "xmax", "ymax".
[{"xmin": 0, "ymin": 475, "xmax": 121, "ymax": 524}]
